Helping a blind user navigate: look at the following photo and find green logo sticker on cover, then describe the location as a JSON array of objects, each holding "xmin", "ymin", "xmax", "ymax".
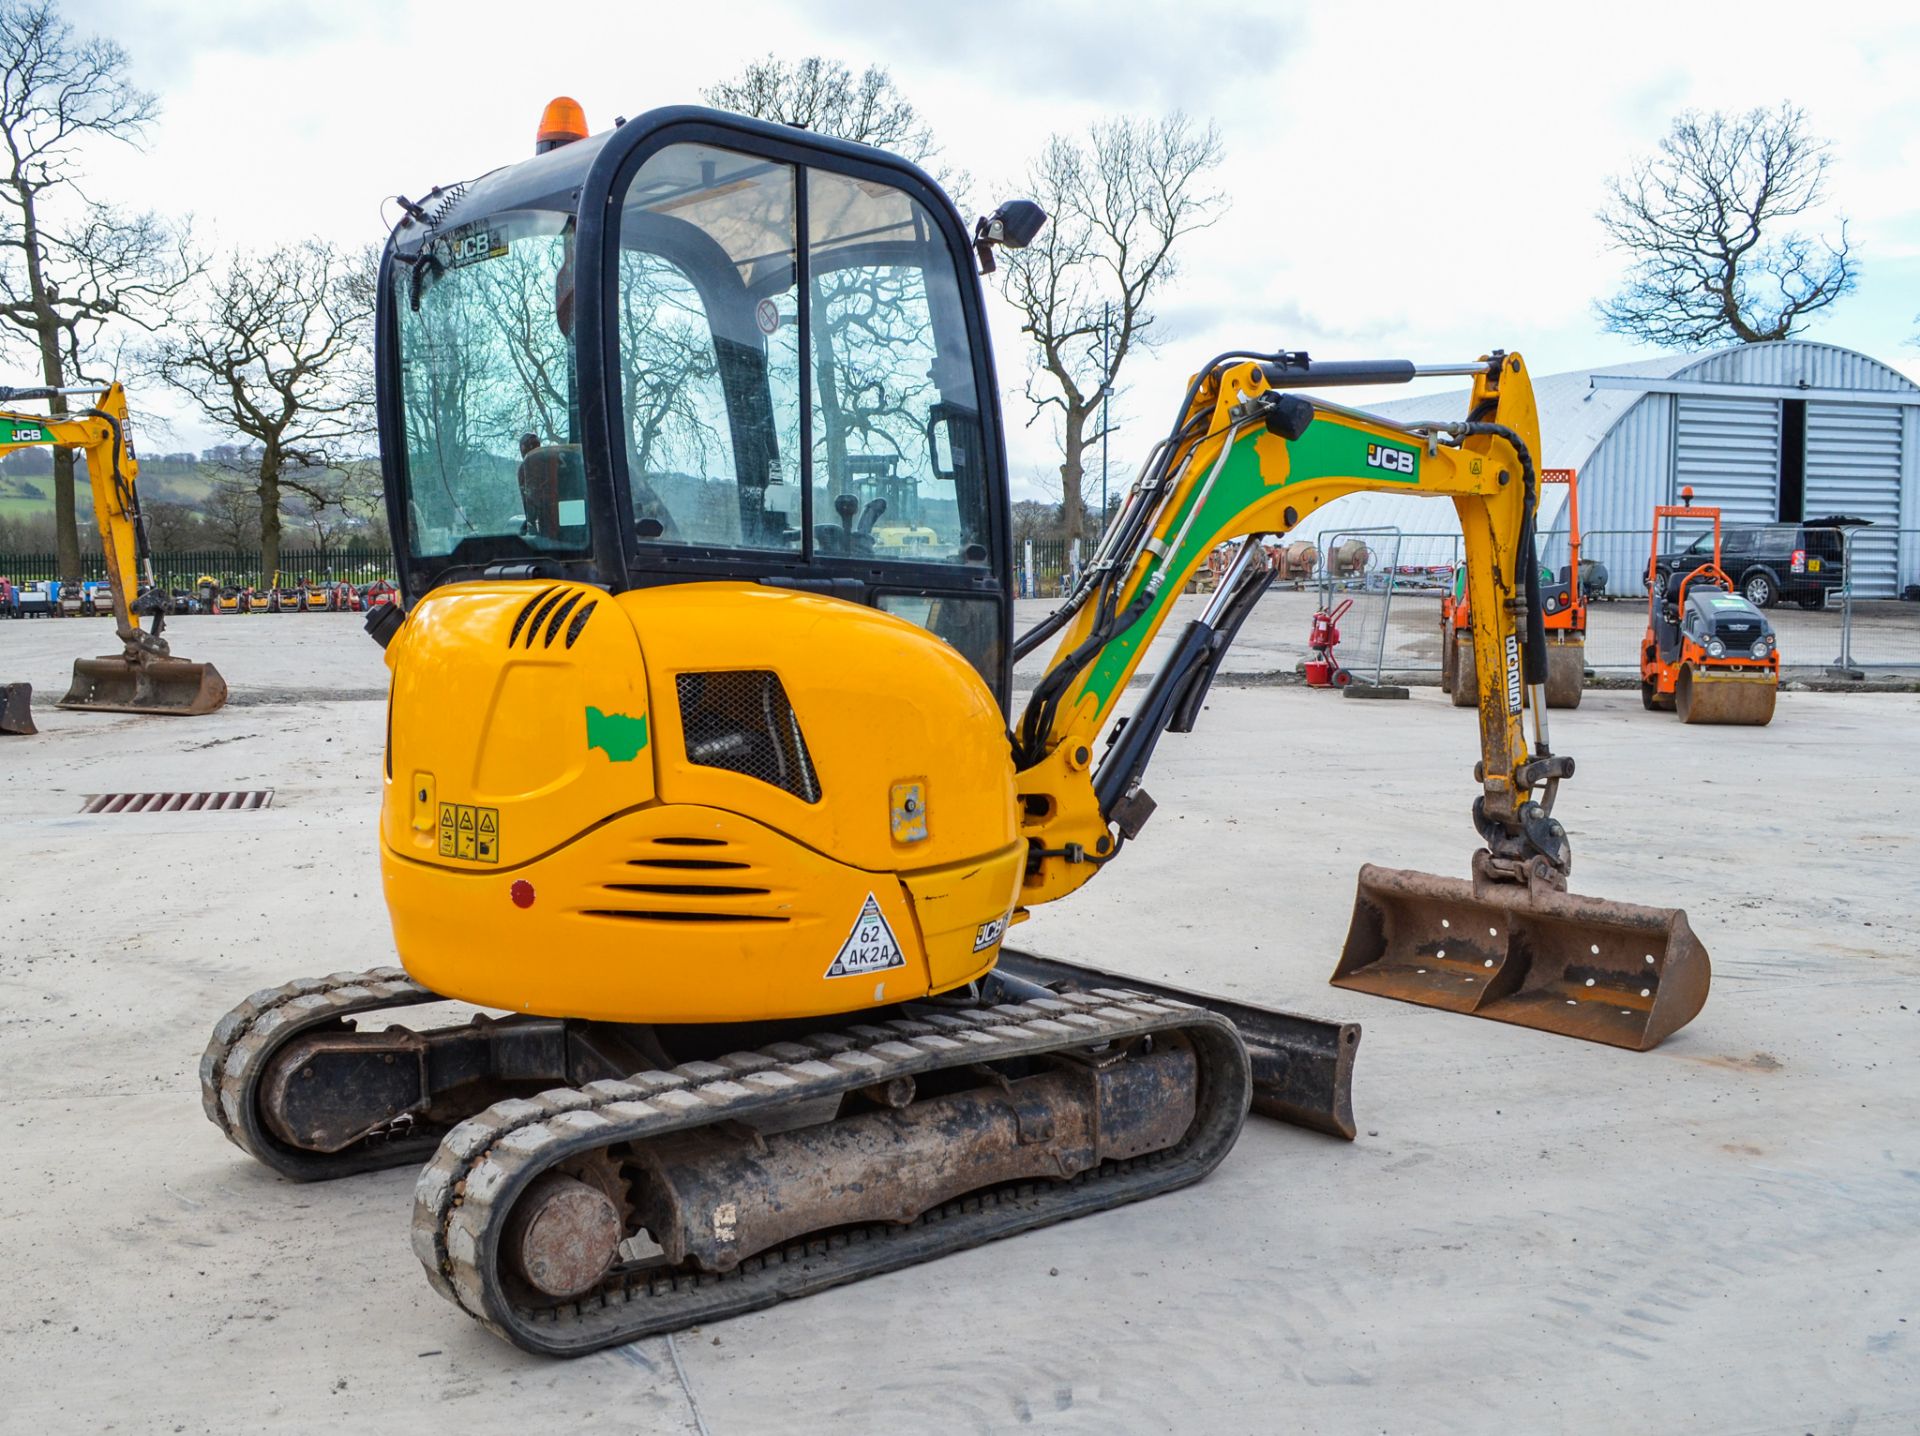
[{"xmin": 586, "ymin": 707, "xmax": 649, "ymax": 762}]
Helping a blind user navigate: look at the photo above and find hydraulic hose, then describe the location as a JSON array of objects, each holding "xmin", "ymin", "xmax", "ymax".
[{"xmin": 1448, "ymin": 421, "xmax": 1544, "ymax": 685}]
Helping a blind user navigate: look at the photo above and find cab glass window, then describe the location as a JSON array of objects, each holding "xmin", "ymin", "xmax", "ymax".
[
  {"xmin": 807, "ymin": 170, "xmax": 989, "ymax": 566},
  {"xmin": 615, "ymin": 144, "xmax": 803, "ymax": 551},
  {"xmin": 396, "ymin": 210, "xmax": 587, "ymax": 564}
]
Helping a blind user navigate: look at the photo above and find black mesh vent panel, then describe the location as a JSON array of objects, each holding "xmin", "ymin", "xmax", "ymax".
[{"xmin": 675, "ymin": 671, "xmax": 821, "ymax": 803}]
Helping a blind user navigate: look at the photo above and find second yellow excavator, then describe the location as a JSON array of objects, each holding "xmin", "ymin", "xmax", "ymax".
[
  {"xmin": 0, "ymin": 382, "xmax": 227, "ymax": 730},
  {"xmin": 201, "ymin": 101, "xmax": 1709, "ymax": 1355}
]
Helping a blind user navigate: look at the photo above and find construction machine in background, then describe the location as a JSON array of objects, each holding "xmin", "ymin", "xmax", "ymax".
[
  {"xmin": 0, "ymin": 384, "xmax": 227, "ymax": 731},
  {"xmin": 1442, "ymin": 466, "xmax": 1586, "ymax": 708},
  {"xmin": 200, "ymin": 102, "xmax": 1711, "ymax": 1356},
  {"xmin": 1640, "ymin": 489, "xmax": 1778, "ymax": 725},
  {"xmin": 1270, "ymin": 538, "xmax": 1318, "ymax": 584}
]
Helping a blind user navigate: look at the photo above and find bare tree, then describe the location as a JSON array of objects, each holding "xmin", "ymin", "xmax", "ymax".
[
  {"xmin": 280, "ymin": 459, "xmax": 381, "ymax": 560},
  {"xmin": 145, "ymin": 240, "xmax": 373, "ymax": 577},
  {"xmin": 1598, "ymin": 104, "xmax": 1855, "ymax": 348},
  {"xmin": 705, "ymin": 55, "xmax": 938, "ymax": 165},
  {"xmin": 197, "ymin": 473, "xmax": 260, "ymax": 555},
  {"xmin": 0, "ymin": 2, "xmax": 198, "ymax": 583},
  {"xmin": 702, "ymin": 57, "xmax": 961, "ymax": 527},
  {"xmin": 139, "ymin": 498, "xmax": 202, "ymax": 553},
  {"xmin": 999, "ymin": 114, "xmax": 1225, "ymax": 543}
]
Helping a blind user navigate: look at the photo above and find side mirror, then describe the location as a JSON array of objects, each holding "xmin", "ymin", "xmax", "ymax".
[{"xmin": 973, "ymin": 200, "xmax": 1047, "ymax": 273}]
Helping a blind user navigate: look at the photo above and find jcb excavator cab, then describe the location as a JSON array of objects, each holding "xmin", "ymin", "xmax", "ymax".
[{"xmin": 378, "ymin": 104, "xmax": 1014, "ymax": 699}]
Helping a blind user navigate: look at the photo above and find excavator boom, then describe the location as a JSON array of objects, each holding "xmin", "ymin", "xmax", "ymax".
[
  {"xmin": 1010, "ymin": 350, "xmax": 1708, "ymax": 1048},
  {"xmin": 0, "ymin": 383, "xmax": 227, "ymax": 719}
]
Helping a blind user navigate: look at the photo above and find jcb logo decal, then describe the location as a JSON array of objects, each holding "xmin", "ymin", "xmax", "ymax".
[{"xmin": 1365, "ymin": 442, "xmax": 1415, "ymax": 475}]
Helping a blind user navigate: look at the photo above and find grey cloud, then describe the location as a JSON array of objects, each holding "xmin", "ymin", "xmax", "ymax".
[
  {"xmin": 88, "ymin": 0, "xmax": 356, "ymax": 69},
  {"xmin": 800, "ymin": 0, "xmax": 1300, "ymax": 111}
]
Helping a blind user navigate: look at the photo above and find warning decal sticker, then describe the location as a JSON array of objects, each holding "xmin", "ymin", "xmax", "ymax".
[
  {"xmin": 438, "ymin": 801, "xmax": 500, "ymax": 863},
  {"xmin": 824, "ymin": 893, "xmax": 907, "ymax": 979}
]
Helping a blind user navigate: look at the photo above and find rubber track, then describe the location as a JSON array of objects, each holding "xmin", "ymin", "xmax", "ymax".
[
  {"xmin": 199, "ymin": 967, "xmax": 446, "ymax": 1181},
  {"xmin": 411, "ymin": 989, "xmax": 1253, "ymax": 1356}
]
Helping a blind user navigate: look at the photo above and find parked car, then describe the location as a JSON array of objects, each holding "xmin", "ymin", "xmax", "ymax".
[
  {"xmin": 16, "ymin": 581, "xmax": 56, "ymax": 617},
  {"xmin": 1652, "ymin": 516, "xmax": 1865, "ymax": 609}
]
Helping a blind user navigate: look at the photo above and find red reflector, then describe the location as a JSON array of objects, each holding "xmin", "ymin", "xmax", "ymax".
[
  {"xmin": 510, "ymin": 880, "xmax": 535, "ymax": 909},
  {"xmin": 1791, "ymin": 548, "xmax": 1805, "ymax": 573}
]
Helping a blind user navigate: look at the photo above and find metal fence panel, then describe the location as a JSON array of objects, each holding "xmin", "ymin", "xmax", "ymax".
[
  {"xmin": 1839, "ymin": 527, "xmax": 1920, "ymax": 669},
  {"xmin": 0, "ymin": 549, "xmax": 396, "ymax": 590}
]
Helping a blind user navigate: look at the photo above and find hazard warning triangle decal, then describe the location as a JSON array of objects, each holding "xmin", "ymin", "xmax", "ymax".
[{"xmin": 824, "ymin": 893, "xmax": 906, "ymax": 978}]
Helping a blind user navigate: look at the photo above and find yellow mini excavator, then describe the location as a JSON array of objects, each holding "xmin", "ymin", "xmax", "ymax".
[
  {"xmin": 201, "ymin": 102, "xmax": 1709, "ymax": 1356},
  {"xmin": 0, "ymin": 382, "xmax": 227, "ymax": 731}
]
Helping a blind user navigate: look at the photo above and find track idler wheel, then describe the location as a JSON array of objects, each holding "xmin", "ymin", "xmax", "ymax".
[
  {"xmin": 1675, "ymin": 663, "xmax": 1776, "ymax": 726},
  {"xmin": 504, "ymin": 1171, "xmax": 624, "ymax": 1301}
]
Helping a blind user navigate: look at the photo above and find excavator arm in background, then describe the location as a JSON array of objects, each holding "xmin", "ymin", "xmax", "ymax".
[
  {"xmin": 1010, "ymin": 351, "xmax": 1708, "ymax": 1049},
  {"xmin": 0, "ymin": 383, "xmax": 227, "ymax": 721}
]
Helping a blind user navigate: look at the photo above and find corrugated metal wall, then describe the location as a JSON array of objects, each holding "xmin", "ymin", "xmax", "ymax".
[
  {"xmin": 1905, "ymin": 407, "xmax": 1920, "ymax": 596},
  {"xmin": 1575, "ymin": 391, "xmax": 1674, "ymax": 594},
  {"xmin": 1679, "ymin": 342, "xmax": 1916, "ymax": 393},
  {"xmin": 1673, "ymin": 396, "xmax": 1780, "ymax": 522},
  {"xmin": 1805, "ymin": 403, "xmax": 1904, "ymax": 595}
]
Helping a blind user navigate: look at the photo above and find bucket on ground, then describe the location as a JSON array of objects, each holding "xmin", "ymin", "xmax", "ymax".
[{"xmin": 1332, "ymin": 861, "xmax": 1710, "ymax": 1050}]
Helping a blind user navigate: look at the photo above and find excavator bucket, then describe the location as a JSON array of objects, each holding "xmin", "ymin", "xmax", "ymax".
[
  {"xmin": 1332, "ymin": 863, "xmax": 1710, "ymax": 1050},
  {"xmin": 1676, "ymin": 668, "xmax": 1775, "ymax": 726},
  {"xmin": 60, "ymin": 654, "xmax": 229, "ymax": 717},
  {"xmin": 1, "ymin": 682, "xmax": 34, "ymax": 735}
]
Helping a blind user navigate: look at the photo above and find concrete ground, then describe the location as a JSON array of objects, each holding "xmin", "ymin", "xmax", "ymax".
[{"xmin": 2, "ymin": 616, "xmax": 1917, "ymax": 1435}]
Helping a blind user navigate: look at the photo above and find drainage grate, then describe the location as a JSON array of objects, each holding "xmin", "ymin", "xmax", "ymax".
[{"xmin": 81, "ymin": 790, "xmax": 274, "ymax": 814}]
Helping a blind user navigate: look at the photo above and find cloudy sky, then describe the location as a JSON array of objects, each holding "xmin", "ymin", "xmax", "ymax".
[{"xmin": 71, "ymin": 0, "xmax": 1920, "ymax": 493}]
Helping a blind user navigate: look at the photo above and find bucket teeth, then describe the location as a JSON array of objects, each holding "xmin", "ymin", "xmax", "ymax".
[
  {"xmin": 1331, "ymin": 863, "xmax": 1710, "ymax": 1050},
  {"xmin": 58, "ymin": 655, "xmax": 228, "ymax": 717}
]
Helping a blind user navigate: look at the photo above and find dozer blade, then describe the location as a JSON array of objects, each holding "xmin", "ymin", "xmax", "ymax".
[
  {"xmin": 1677, "ymin": 667, "xmax": 1775, "ymax": 726},
  {"xmin": 1, "ymin": 682, "xmax": 35, "ymax": 735},
  {"xmin": 59, "ymin": 654, "xmax": 229, "ymax": 716},
  {"xmin": 1332, "ymin": 862, "xmax": 1710, "ymax": 1050}
]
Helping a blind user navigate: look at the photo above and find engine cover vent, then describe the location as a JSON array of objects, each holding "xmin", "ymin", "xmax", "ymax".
[
  {"xmin": 675, "ymin": 671, "xmax": 821, "ymax": 803},
  {"xmin": 504, "ymin": 586, "xmax": 598, "ymax": 650}
]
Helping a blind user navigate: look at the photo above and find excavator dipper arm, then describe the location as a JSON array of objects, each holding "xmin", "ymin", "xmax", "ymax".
[{"xmin": 1010, "ymin": 351, "xmax": 1709, "ymax": 1050}]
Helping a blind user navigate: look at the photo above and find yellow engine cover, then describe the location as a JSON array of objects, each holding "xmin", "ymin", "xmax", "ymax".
[{"xmin": 380, "ymin": 580, "xmax": 1022, "ymax": 1023}]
